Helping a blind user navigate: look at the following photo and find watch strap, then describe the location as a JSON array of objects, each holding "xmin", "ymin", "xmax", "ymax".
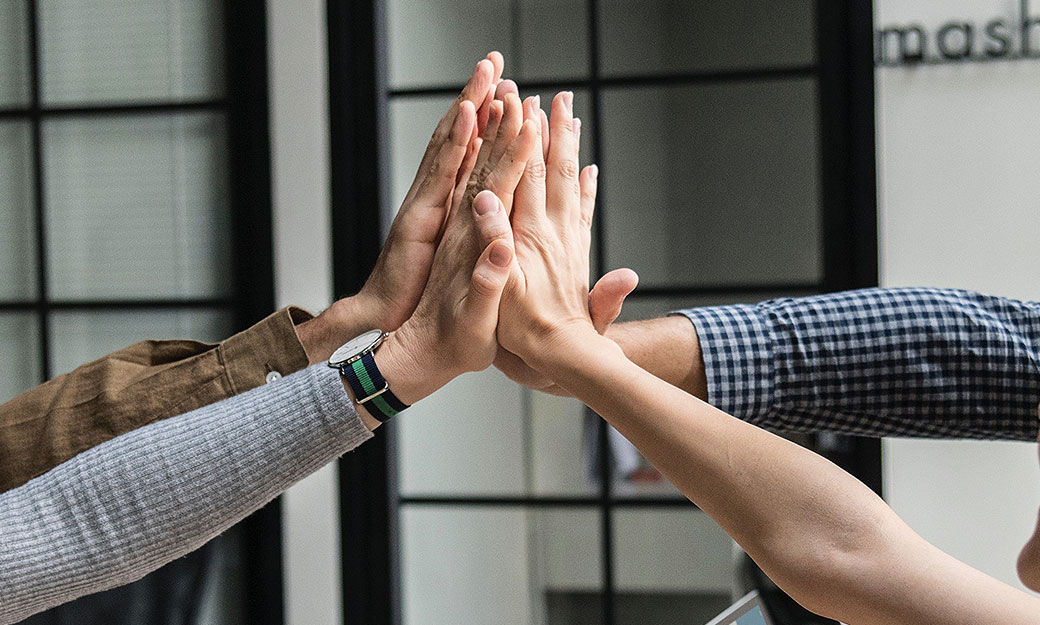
[{"xmin": 341, "ymin": 351, "xmax": 408, "ymax": 422}]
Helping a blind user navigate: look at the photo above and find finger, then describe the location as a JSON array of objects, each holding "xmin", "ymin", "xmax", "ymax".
[
  {"xmin": 475, "ymin": 82, "xmax": 496, "ymax": 135},
  {"xmin": 411, "ymin": 101, "xmax": 477, "ymax": 209},
  {"xmin": 578, "ymin": 164, "xmax": 599, "ymax": 229},
  {"xmin": 589, "ymin": 268, "xmax": 639, "ymax": 334},
  {"xmin": 404, "ymin": 59, "xmax": 494, "ymax": 206},
  {"xmin": 448, "ymin": 125, "xmax": 484, "ymax": 222},
  {"xmin": 512, "ymin": 99, "xmax": 547, "ymax": 224},
  {"xmin": 484, "ymin": 118, "xmax": 539, "ymax": 216},
  {"xmin": 495, "ymin": 79, "xmax": 519, "ymax": 100},
  {"xmin": 493, "ymin": 348, "xmax": 558, "ymax": 393},
  {"xmin": 463, "ymin": 191, "xmax": 516, "ymax": 330},
  {"xmin": 546, "ymin": 91, "xmax": 579, "ymax": 223},
  {"xmin": 473, "ymin": 99, "xmax": 504, "ymax": 176},
  {"xmin": 486, "ymin": 51, "xmax": 505, "ymax": 84},
  {"xmin": 488, "ymin": 92, "xmax": 523, "ymax": 168}
]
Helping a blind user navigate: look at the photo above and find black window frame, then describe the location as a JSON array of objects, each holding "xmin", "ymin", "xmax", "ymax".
[{"xmin": 0, "ymin": 1, "xmax": 284, "ymax": 623}]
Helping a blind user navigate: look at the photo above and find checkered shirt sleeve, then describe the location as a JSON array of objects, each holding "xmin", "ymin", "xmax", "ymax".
[{"xmin": 675, "ymin": 287, "xmax": 1040, "ymax": 441}]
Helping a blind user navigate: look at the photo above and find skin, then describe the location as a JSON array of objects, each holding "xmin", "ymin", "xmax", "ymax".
[{"xmin": 488, "ymin": 90, "xmax": 1040, "ymax": 624}]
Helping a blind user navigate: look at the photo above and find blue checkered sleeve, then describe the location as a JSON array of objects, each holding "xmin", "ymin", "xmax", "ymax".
[{"xmin": 676, "ymin": 287, "xmax": 1040, "ymax": 441}]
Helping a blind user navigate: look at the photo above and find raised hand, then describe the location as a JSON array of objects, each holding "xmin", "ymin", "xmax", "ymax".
[
  {"xmin": 495, "ymin": 91, "xmax": 610, "ymax": 368},
  {"xmin": 371, "ymin": 96, "xmax": 540, "ymax": 405}
]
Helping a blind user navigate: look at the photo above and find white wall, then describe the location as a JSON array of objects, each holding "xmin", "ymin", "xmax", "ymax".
[
  {"xmin": 875, "ymin": 0, "xmax": 1040, "ymax": 592},
  {"xmin": 267, "ymin": 2, "xmax": 342, "ymax": 625}
]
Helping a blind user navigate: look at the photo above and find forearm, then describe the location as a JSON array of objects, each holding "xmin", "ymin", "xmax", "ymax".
[
  {"xmin": 538, "ymin": 335, "xmax": 1039, "ymax": 624},
  {"xmin": 606, "ymin": 316, "xmax": 708, "ymax": 400},
  {"xmin": 677, "ymin": 287, "xmax": 1040, "ymax": 440},
  {"xmin": 0, "ymin": 365, "xmax": 372, "ymax": 624}
]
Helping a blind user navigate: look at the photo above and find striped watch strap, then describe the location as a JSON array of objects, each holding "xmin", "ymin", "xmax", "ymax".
[{"xmin": 341, "ymin": 351, "xmax": 408, "ymax": 422}]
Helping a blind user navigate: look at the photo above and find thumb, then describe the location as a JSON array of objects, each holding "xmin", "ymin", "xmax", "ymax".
[
  {"xmin": 589, "ymin": 268, "xmax": 639, "ymax": 334},
  {"xmin": 462, "ymin": 190, "xmax": 515, "ymax": 324}
]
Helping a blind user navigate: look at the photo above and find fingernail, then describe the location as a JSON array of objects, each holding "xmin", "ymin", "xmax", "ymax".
[
  {"xmin": 591, "ymin": 164, "xmax": 599, "ymax": 179},
  {"xmin": 565, "ymin": 91, "xmax": 574, "ymax": 110},
  {"xmin": 474, "ymin": 191, "xmax": 499, "ymax": 215},
  {"xmin": 489, "ymin": 242, "xmax": 513, "ymax": 267},
  {"xmin": 533, "ymin": 95, "xmax": 541, "ymax": 111},
  {"xmin": 573, "ymin": 118, "xmax": 582, "ymax": 138}
]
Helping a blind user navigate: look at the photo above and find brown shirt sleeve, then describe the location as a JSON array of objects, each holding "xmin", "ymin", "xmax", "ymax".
[{"xmin": 0, "ymin": 306, "xmax": 314, "ymax": 493}]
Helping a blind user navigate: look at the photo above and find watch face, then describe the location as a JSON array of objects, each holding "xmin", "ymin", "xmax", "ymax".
[{"xmin": 329, "ymin": 329, "xmax": 385, "ymax": 366}]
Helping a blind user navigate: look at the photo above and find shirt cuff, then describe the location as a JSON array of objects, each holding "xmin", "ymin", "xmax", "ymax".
[
  {"xmin": 671, "ymin": 304, "xmax": 776, "ymax": 424},
  {"xmin": 219, "ymin": 306, "xmax": 315, "ymax": 394}
]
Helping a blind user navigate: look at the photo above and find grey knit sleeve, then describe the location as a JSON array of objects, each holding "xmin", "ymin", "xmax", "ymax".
[{"xmin": 0, "ymin": 364, "xmax": 373, "ymax": 624}]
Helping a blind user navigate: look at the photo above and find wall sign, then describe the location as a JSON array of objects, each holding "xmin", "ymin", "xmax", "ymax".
[{"xmin": 876, "ymin": 0, "xmax": 1040, "ymax": 65}]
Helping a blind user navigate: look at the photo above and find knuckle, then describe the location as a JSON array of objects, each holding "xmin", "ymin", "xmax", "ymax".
[
  {"xmin": 555, "ymin": 158, "xmax": 580, "ymax": 181},
  {"xmin": 470, "ymin": 269, "xmax": 501, "ymax": 298},
  {"xmin": 525, "ymin": 159, "xmax": 547, "ymax": 182}
]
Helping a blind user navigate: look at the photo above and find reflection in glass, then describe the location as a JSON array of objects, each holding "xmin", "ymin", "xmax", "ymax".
[
  {"xmin": 387, "ymin": 0, "xmax": 587, "ymax": 89},
  {"xmin": 602, "ymin": 80, "xmax": 822, "ymax": 289},
  {"xmin": 600, "ymin": 0, "xmax": 815, "ymax": 77},
  {"xmin": 613, "ymin": 509, "xmax": 734, "ymax": 624},
  {"xmin": 398, "ymin": 368, "xmax": 527, "ymax": 496},
  {"xmin": 39, "ymin": 0, "xmax": 225, "ymax": 105},
  {"xmin": 0, "ymin": 1, "xmax": 30, "ymax": 107},
  {"xmin": 400, "ymin": 506, "xmax": 601, "ymax": 625},
  {"xmin": 0, "ymin": 122, "xmax": 36, "ymax": 300},
  {"xmin": 44, "ymin": 113, "xmax": 231, "ymax": 300},
  {"xmin": 48, "ymin": 309, "xmax": 233, "ymax": 375},
  {"xmin": 0, "ymin": 314, "xmax": 40, "ymax": 403}
]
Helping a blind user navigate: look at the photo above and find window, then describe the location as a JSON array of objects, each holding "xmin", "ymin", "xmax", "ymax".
[
  {"xmin": 1, "ymin": 1, "xmax": 278, "ymax": 623},
  {"xmin": 328, "ymin": 1, "xmax": 878, "ymax": 623}
]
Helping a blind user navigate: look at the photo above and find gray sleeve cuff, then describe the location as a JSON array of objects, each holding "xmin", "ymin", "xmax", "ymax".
[{"xmin": 672, "ymin": 304, "xmax": 776, "ymax": 425}]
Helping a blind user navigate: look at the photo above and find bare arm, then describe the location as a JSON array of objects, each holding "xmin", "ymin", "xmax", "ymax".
[
  {"xmin": 493, "ymin": 92, "xmax": 1040, "ymax": 625},
  {"xmin": 531, "ymin": 334, "xmax": 1040, "ymax": 625}
]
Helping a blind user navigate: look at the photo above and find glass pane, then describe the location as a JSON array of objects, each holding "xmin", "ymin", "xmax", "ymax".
[
  {"xmin": 387, "ymin": 0, "xmax": 587, "ymax": 90},
  {"xmin": 44, "ymin": 113, "xmax": 231, "ymax": 300},
  {"xmin": 398, "ymin": 368, "xmax": 527, "ymax": 496},
  {"xmin": 529, "ymin": 393, "xmax": 596, "ymax": 497},
  {"xmin": 601, "ymin": 0, "xmax": 815, "ymax": 77},
  {"xmin": 0, "ymin": 0, "xmax": 31, "ymax": 107},
  {"xmin": 602, "ymin": 80, "xmax": 822, "ymax": 289},
  {"xmin": 0, "ymin": 122, "xmax": 36, "ymax": 300},
  {"xmin": 613, "ymin": 509, "xmax": 734, "ymax": 624},
  {"xmin": 0, "ymin": 313, "xmax": 41, "ymax": 403},
  {"xmin": 49, "ymin": 309, "xmax": 234, "ymax": 375},
  {"xmin": 401, "ymin": 506, "xmax": 602, "ymax": 625},
  {"xmin": 39, "ymin": 0, "xmax": 225, "ymax": 105}
]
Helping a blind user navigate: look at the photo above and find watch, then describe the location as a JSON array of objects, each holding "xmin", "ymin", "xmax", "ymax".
[{"xmin": 327, "ymin": 329, "xmax": 408, "ymax": 422}]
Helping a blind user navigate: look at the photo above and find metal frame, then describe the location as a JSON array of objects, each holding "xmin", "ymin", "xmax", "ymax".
[
  {"xmin": 328, "ymin": 1, "xmax": 880, "ymax": 623},
  {"xmin": 0, "ymin": 1, "xmax": 283, "ymax": 623}
]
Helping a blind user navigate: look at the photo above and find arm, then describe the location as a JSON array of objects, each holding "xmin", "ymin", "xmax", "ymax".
[
  {"xmin": 494, "ymin": 94, "xmax": 1040, "ymax": 625},
  {"xmin": 533, "ymin": 335, "xmax": 1040, "ymax": 625},
  {"xmin": 0, "ymin": 365, "xmax": 372, "ymax": 625},
  {"xmin": 672, "ymin": 288, "xmax": 1040, "ymax": 440},
  {"xmin": 0, "ymin": 77, "xmax": 537, "ymax": 624},
  {"xmin": 0, "ymin": 54, "xmax": 507, "ymax": 493}
]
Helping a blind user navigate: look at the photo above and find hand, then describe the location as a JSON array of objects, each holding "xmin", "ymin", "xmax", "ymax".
[
  {"xmin": 494, "ymin": 268, "xmax": 638, "ymax": 395},
  {"xmin": 296, "ymin": 53, "xmax": 504, "ymax": 362},
  {"xmin": 373, "ymin": 101, "xmax": 540, "ymax": 405},
  {"xmin": 496, "ymin": 92, "xmax": 626, "ymax": 371}
]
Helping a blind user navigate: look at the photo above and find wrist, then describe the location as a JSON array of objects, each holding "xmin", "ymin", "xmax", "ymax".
[
  {"xmin": 296, "ymin": 295, "xmax": 380, "ymax": 365},
  {"xmin": 525, "ymin": 324, "xmax": 625, "ymax": 380},
  {"xmin": 372, "ymin": 324, "xmax": 459, "ymax": 406}
]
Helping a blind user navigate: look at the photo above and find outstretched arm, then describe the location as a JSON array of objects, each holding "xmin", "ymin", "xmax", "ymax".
[{"xmin": 493, "ymin": 91, "xmax": 1040, "ymax": 625}]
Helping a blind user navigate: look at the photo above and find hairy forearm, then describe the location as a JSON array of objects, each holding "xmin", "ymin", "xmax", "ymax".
[{"xmin": 537, "ymin": 334, "xmax": 1039, "ymax": 625}]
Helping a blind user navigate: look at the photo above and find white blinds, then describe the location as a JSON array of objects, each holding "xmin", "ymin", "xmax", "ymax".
[
  {"xmin": 43, "ymin": 113, "xmax": 230, "ymax": 300},
  {"xmin": 39, "ymin": 0, "xmax": 224, "ymax": 104}
]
